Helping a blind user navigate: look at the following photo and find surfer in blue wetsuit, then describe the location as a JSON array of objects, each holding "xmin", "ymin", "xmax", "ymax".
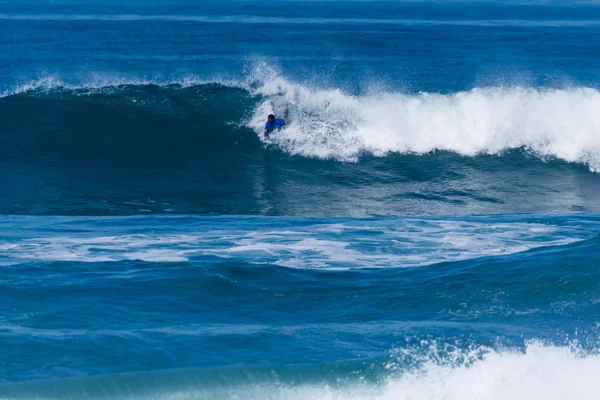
[{"xmin": 264, "ymin": 114, "xmax": 285, "ymax": 138}]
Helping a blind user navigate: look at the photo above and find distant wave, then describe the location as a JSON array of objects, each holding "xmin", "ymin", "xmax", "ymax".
[
  {"xmin": 2, "ymin": 69, "xmax": 600, "ymax": 171},
  {"xmin": 1, "ymin": 13, "xmax": 599, "ymax": 27},
  {"xmin": 0, "ymin": 75, "xmax": 241, "ymax": 98}
]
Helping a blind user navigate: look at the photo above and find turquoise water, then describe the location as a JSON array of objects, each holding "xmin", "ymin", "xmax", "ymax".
[{"xmin": 1, "ymin": 1, "xmax": 600, "ymax": 399}]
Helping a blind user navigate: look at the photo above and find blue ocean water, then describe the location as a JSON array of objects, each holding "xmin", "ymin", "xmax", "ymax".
[{"xmin": 1, "ymin": 1, "xmax": 600, "ymax": 399}]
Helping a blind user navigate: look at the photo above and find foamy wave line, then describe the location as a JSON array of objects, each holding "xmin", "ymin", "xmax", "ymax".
[
  {"xmin": 0, "ymin": 218, "xmax": 586, "ymax": 268},
  {"xmin": 249, "ymin": 73, "xmax": 600, "ymax": 170},
  {"xmin": 0, "ymin": 75, "xmax": 244, "ymax": 98}
]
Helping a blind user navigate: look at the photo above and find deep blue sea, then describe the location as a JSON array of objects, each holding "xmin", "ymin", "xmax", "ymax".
[{"xmin": 1, "ymin": 1, "xmax": 600, "ymax": 399}]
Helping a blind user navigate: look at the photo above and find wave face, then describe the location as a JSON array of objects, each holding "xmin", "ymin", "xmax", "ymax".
[{"xmin": 2, "ymin": 74, "xmax": 600, "ymax": 216}]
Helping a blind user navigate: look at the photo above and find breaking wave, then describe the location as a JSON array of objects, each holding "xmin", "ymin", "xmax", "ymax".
[
  {"xmin": 1, "ymin": 341, "xmax": 599, "ymax": 400},
  {"xmin": 2, "ymin": 68, "xmax": 600, "ymax": 170}
]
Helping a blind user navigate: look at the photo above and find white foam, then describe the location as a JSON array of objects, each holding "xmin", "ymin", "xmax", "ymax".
[
  {"xmin": 376, "ymin": 341, "xmax": 600, "ymax": 400},
  {"xmin": 248, "ymin": 72, "xmax": 600, "ymax": 171},
  {"xmin": 0, "ymin": 219, "xmax": 584, "ymax": 268},
  {"xmin": 0, "ymin": 234, "xmax": 202, "ymax": 263}
]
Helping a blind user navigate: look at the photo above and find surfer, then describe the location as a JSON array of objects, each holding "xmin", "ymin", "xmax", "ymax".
[{"xmin": 264, "ymin": 114, "xmax": 285, "ymax": 138}]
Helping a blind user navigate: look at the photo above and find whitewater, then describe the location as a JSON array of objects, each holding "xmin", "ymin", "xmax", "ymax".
[{"xmin": 249, "ymin": 71, "xmax": 600, "ymax": 167}]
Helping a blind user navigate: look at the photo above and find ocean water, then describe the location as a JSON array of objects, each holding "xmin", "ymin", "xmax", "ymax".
[{"xmin": 1, "ymin": 1, "xmax": 600, "ymax": 399}]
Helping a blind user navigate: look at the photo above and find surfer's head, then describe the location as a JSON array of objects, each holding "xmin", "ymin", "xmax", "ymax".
[{"xmin": 268, "ymin": 114, "xmax": 275, "ymax": 123}]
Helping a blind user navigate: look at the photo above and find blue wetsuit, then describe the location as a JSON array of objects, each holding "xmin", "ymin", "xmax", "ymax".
[{"xmin": 265, "ymin": 119, "xmax": 285, "ymax": 134}]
